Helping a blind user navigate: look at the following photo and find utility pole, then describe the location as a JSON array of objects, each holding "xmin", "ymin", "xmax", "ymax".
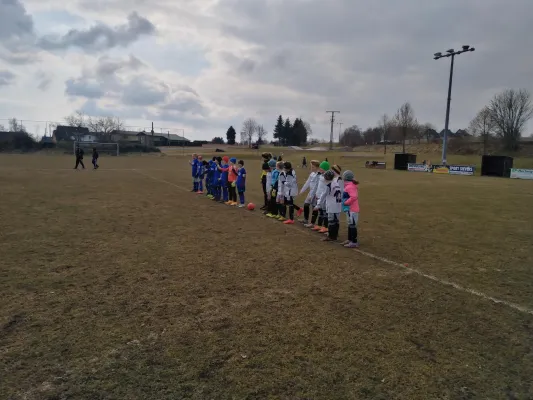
[
  {"xmin": 337, "ymin": 122, "xmax": 343, "ymax": 144},
  {"xmin": 326, "ymin": 111, "xmax": 340, "ymax": 150}
]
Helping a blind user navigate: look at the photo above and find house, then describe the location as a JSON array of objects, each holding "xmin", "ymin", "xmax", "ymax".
[
  {"xmin": 53, "ymin": 125, "xmax": 89, "ymax": 142},
  {"xmin": 137, "ymin": 132, "xmax": 154, "ymax": 147},
  {"xmin": 79, "ymin": 133, "xmax": 100, "ymax": 143},
  {"xmin": 155, "ymin": 133, "xmax": 190, "ymax": 146},
  {"xmin": 110, "ymin": 130, "xmax": 142, "ymax": 143}
]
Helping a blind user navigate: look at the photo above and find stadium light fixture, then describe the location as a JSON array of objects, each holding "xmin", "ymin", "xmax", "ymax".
[{"xmin": 434, "ymin": 45, "xmax": 475, "ymax": 165}]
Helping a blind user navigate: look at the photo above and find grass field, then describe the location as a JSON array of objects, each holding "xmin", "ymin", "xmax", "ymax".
[{"xmin": 1, "ymin": 152, "xmax": 533, "ymax": 399}]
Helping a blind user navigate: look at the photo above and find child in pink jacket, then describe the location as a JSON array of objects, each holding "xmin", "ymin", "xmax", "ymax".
[{"xmin": 341, "ymin": 170, "xmax": 360, "ymax": 248}]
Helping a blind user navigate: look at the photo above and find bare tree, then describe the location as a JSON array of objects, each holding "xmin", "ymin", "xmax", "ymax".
[
  {"xmin": 241, "ymin": 118, "xmax": 257, "ymax": 147},
  {"xmin": 394, "ymin": 102, "xmax": 418, "ymax": 153},
  {"xmin": 339, "ymin": 125, "xmax": 364, "ymax": 147},
  {"xmin": 469, "ymin": 107, "xmax": 496, "ymax": 155},
  {"xmin": 487, "ymin": 88, "xmax": 533, "ymax": 151},
  {"xmin": 64, "ymin": 111, "xmax": 86, "ymax": 128},
  {"xmin": 302, "ymin": 120, "xmax": 313, "ymax": 137},
  {"xmin": 378, "ymin": 114, "xmax": 391, "ymax": 154},
  {"xmin": 0, "ymin": 124, "xmax": 5, "ymax": 131},
  {"xmin": 8, "ymin": 118, "xmax": 26, "ymax": 132},
  {"xmin": 256, "ymin": 124, "xmax": 267, "ymax": 144},
  {"xmin": 87, "ymin": 116, "xmax": 124, "ymax": 141}
]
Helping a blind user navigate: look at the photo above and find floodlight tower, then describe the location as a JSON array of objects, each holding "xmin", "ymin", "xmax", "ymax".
[{"xmin": 434, "ymin": 45, "xmax": 475, "ymax": 165}]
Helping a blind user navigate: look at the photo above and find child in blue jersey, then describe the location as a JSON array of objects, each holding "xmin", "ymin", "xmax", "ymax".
[
  {"xmin": 189, "ymin": 153, "xmax": 200, "ymax": 192},
  {"xmin": 219, "ymin": 156, "xmax": 230, "ymax": 203},
  {"xmin": 213, "ymin": 156, "xmax": 222, "ymax": 201},
  {"xmin": 196, "ymin": 156, "xmax": 205, "ymax": 193},
  {"xmin": 236, "ymin": 160, "xmax": 247, "ymax": 207},
  {"xmin": 206, "ymin": 159, "xmax": 214, "ymax": 198}
]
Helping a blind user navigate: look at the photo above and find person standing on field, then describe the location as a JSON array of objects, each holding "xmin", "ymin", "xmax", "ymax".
[
  {"xmin": 92, "ymin": 147, "xmax": 99, "ymax": 169},
  {"xmin": 74, "ymin": 146, "xmax": 85, "ymax": 169}
]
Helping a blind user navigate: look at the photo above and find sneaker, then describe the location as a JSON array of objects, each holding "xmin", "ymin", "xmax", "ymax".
[
  {"xmin": 283, "ymin": 219, "xmax": 295, "ymax": 225},
  {"xmin": 340, "ymin": 240, "xmax": 350, "ymax": 246},
  {"xmin": 344, "ymin": 242, "xmax": 360, "ymax": 248},
  {"xmin": 269, "ymin": 214, "xmax": 278, "ymax": 218},
  {"xmin": 266, "ymin": 213, "xmax": 273, "ymax": 217},
  {"xmin": 318, "ymin": 227, "xmax": 328, "ymax": 234},
  {"xmin": 296, "ymin": 208, "xmax": 303, "ymax": 217}
]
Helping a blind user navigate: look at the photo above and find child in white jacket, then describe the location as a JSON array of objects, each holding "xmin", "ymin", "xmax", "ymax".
[
  {"xmin": 311, "ymin": 161, "xmax": 330, "ymax": 233},
  {"xmin": 319, "ymin": 170, "xmax": 342, "ymax": 241},
  {"xmin": 299, "ymin": 160, "xmax": 320, "ymax": 225},
  {"xmin": 280, "ymin": 161, "xmax": 299, "ymax": 224}
]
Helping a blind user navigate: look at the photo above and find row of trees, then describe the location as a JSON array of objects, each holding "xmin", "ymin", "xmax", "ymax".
[
  {"xmin": 217, "ymin": 115, "xmax": 313, "ymax": 146},
  {"xmin": 64, "ymin": 111, "xmax": 125, "ymax": 135},
  {"xmin": 339, "ymin": 88, "xmax": 533, "ymax": 153},
  {"xmin": 0, "ymin": 118, "xmax": 27, "ymax": 133}
]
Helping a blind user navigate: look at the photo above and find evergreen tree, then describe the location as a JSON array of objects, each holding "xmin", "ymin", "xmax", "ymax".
[
  {"xmin": 282, "ymin": 118, "xmax": 292, "ymax": 146},
  {"xmin": 273, "ymin": 115, "xmax": 284, "ymax": 144},
  {"xmin": 292, "ymin": 118, "xmax": 308, "ymax": 146},
  {"xmin": 226, "ymin": 125, "xmax": 236, "ymax": 145},
  {"xmin": 212, "ymin": 137, "xmax": 225, "ymax": 144}
]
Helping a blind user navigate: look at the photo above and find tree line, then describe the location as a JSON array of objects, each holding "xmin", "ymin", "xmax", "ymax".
[{"xmin": 338, "ymin": 88, "xmax": 533, "ymax": 153}]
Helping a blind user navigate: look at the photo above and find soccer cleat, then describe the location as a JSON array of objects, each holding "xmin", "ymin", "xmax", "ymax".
[
  {"xmin": 283, "ymin": 219, "xmax": 295, "ymax": 225},
  {"xmin": 278, "ymin": 216, "xmax": 286, "ymax": 221},
  {"xmin": 322, "ymin": 237, "xmax": 336, "ymax": 242},
  {"xmin": 238, "ymin": 204, "xmax": 245, "ymax": 208},
  {"xmin": 266, "ymin": 213, "xmax": 273, "ymax": 218},
  {"xmin": 196, "ymin": 191, "xmax": 203, "ymax": 194},
  {"xmin": 296, "ymin": 208, "xmax": 303, "ymax": 217},
  {"xmin": 304, "ymin": 223, "xmax": 314, "ymax": 228},
  {"xmin": 344, "ymin": 242, "xmax": 360, "ymax": 248},
  {"xmin": 318, "ymin": 227, "xmax": 328, "ymax": 234},
  {"xmin": 340, "ymin": 240, "xmax": 350, "ymax": 246},
  {"xmin": 224, "ymin": 201, "xmax": 232, "ymax": 205},
  {"xmin": 231, "ymin": 202, "xmax": 238, "ymax": 206},
  {"xmin": 312, "ymin": 225, "xmax": 321, "ymax": 231}
]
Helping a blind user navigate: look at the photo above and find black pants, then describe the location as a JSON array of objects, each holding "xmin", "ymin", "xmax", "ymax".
[
  {"xmin": 75, "ymin": 157, "xmax": 85, "ymax": 169},
  {"xmin": 261, "ymin": 176, "xmax": 267, "ymax": 207},
  {"xmin": 285, "ymin": 197, "xmax": 295, "ymax": 220},
  {"xmin": 227, "ymin": 182, "xmax": 237, "ymax": 202},
  {"xmin": 328, "ymin": 213, "xmax": 340, "ymax": 240},
  {"xmin": 268, "ymin": 190, "xmax": 278, "ymax": 215}
]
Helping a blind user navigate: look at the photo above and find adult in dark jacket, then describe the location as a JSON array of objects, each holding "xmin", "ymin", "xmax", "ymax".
[{"xmin": 74, "ymin": 146, "xmax": 85, "ymax": 169}]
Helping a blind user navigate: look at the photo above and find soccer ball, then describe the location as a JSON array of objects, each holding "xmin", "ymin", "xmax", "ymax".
[{"xmin": 247, "ymin": 203, "xmax": 255, "ymax": 211}]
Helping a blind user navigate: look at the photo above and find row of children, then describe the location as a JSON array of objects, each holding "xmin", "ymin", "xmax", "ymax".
[
  {"xmin": 190, "ymin": 154, "xmax": 248, "ymax": 207},
  {"xmin": 258, "ymin": 152, "xmax": 359, "ymax": 247}
]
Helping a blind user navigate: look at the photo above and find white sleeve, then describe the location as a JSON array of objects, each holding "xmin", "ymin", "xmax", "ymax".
[
  {"xmin": 301, "ymin": 173, "xmax": 312, "ymax": 193},
  {"xmin": 317, "ymin": 184, "xmax": 328, "ymax": 208},
  {"xmin": 266, "ymin": 172, "xmax": 272, "ymax": 190},
  {"xmin": 309, "ymin": 175, "xmax": 319, "ymax": 199}
]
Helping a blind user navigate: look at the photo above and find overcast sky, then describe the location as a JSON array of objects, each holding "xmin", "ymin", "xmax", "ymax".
[{"xmin": 1, "ymin": 0, "xmax": 532, "ymax": 141}]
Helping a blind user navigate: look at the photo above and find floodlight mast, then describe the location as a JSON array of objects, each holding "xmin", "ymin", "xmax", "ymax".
[{"xmin": 434, "ymin": 45, "xmax": 475, "ymax": 165}]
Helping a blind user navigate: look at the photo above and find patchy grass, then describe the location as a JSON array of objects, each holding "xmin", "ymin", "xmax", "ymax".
[{"xmin": 1, "ymin": 154, "xmax": 532, "ymax": 399}]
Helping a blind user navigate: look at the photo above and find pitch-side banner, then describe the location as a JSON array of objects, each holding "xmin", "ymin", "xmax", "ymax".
[
  {"xmin": 448, "ymin": 165, "xmax": 475, "ymax": 176},
  {"xmin": 407, "ymin": 163, "xmax": 430, "ymax": 172},
  {"xmin": 432, "ymin": 165, "xmax": 450, "ymax": 174},
  {"xmin": 510, "ymin": 168, "xmax": 533, "ymax": 180}
]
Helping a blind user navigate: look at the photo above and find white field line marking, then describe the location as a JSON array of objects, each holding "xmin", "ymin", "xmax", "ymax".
[{"xmin": 137, "ymin": 170, "xmax": 533, "ymax": 316}]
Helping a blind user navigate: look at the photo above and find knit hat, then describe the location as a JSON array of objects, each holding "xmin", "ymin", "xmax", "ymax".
[
  {"xmin": 268, "ymin": 159, "xmax": 277, "ymax": 168},
  {"xmin": 319, "ymin": 161, "xmax": 330, "ymax": 171},
  {"xmin": 323, "ymin": 170, "xmax": 335, "ymax": 181},
  {"xmin": 229, "ymin": 157, "xmax": 237, "ymax": 164},
  {"xmin": 222, "ymin": 156, "xmax": 229, "ymax": 163},
  {"xmin": 332, "ymin": 164, "xmax": 341, "ymax": 175},
  {"xmin": 342, "ymin": 170, "xmax": 355, "ymax": 181}
]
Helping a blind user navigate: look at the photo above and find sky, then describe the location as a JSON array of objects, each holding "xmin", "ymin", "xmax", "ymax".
[{"xmin": 1, "ymin": 0, "xmax": 532, "ymax": 141}]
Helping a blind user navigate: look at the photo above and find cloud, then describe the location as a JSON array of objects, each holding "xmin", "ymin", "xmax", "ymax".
[
  {"xmin": 0, "ymin": 0, "xmax": 37, "ymax": 63},
  {"xmin": 0, "ymin": 70, "xmax": 16, "ymax": 86},
  {"xmin": 36, "ymin": 70, "xmax": 53, "ymax": 90},
  {"xmin": 38, "ymin": 11, "xmax": 156, "ymax": 51},
  {"xmin": 65, "ymin": 77, "xmax": 105, "ymax": 98}
]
